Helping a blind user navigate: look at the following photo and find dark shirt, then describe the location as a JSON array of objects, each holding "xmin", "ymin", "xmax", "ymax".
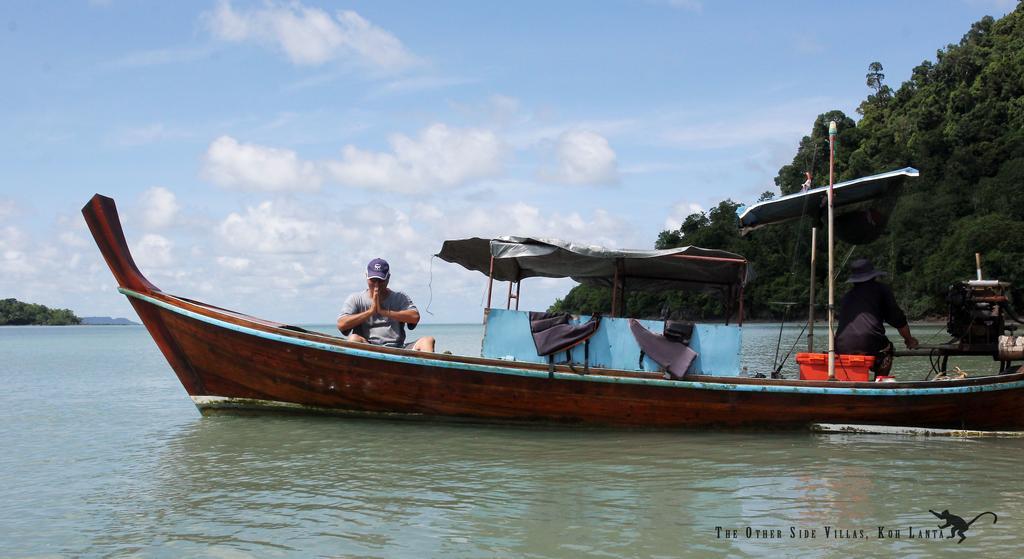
[{"xmin": 835, "ymin": 280, "xmax": 908, "ymax": 355}]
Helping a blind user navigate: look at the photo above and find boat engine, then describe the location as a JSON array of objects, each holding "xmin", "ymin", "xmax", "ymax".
[
  {"xmin": 946, "ymin": 279, "xmax": 1010, "ymax": 345},
  {"xmin": 946, "ymin": 276, "xmax": 1024, "ymax": 362}
]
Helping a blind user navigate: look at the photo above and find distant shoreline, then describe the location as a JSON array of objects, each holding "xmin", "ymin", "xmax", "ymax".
[
  {"xmin": 0, "ymin": 317, "xmax": 140, "ymax": 326},
  {"xmin": 0, "ymin": 323, "xmax": 139, "ymax": 327}
]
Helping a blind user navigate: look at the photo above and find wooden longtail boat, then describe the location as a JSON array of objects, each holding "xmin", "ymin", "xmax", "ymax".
[{"xmin": 83, "ymin": 193, "xmax": 1024, "ymax": 430}]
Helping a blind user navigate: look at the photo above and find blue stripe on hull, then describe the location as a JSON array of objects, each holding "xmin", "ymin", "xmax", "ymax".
[{"xmin": 121, "ymin": 288, "xmax": 1024, "ymax": 398}]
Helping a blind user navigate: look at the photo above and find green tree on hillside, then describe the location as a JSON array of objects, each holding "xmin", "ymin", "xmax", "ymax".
[{"xmin": 0, "ymin": 298, "xmax": 81, "ymax": 325}]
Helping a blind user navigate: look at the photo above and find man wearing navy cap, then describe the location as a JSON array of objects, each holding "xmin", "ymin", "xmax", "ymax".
[
  {"xmin": 835, "ymin": 258, "xmax": 918, "ymax": 376},
  {"xmin": 336, "ymin": 258, "xmax": 435, "ymax": 351}
]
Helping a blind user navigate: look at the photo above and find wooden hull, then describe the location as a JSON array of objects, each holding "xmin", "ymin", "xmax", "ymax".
[{"xmin": 84, "ymin": 195, "xmax": 1024, "ymax": 430}]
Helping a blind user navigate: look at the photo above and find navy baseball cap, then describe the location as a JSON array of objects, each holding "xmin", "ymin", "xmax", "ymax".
[{"xmin": 366, "ymin": 258, "xmax": 390, "ymax": 280}]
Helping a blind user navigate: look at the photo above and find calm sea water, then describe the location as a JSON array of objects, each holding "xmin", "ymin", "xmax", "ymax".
[{"xmin": 2, "ymin": 323, "xmax": 1022, "ymax": 558}]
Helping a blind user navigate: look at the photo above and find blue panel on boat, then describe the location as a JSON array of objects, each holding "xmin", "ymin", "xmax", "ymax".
[
  {"xmin": 481, "ymin": 309, "xmax": 547, "ymax": 364},
  {"xmin": 690, "ymin": 324, "xmax": 742, "ymax": 376},
  {"xmin": 480, "ymin": 309, "xmax": 741, "ymax": 376},
  {"xmin": 568, "ymin": 314, "xmax": 662, "ymax": 372}
]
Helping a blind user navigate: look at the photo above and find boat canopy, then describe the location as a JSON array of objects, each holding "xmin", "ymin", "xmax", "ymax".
[
  {"xmin": 436, "ymin": 236, "xmax": 749, "ymax": 291},
  {"xmin": 736, "ymin": 167, "xmax": 919, "ymax": 235}
]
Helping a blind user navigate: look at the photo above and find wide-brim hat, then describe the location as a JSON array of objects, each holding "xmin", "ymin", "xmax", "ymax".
[{"xmin": 846, "ymin": 258, "xmax": 886, "ymax": 283}]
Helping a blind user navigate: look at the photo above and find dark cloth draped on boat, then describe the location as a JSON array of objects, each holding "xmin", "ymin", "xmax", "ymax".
[
  {"xmin": 436, "ymin": 237, "xmax": 750, "ymax": 293},
  {"xmin": 835, "ymin": 280, "xmax": 908, "ymax": 356},
  {"xmin": 528, "ymin": 312, "xmax": 600, "ymax": 357},
  {"xmin": 628, "ymin": 319, "xmax": 698, "ymax": 379},
  {"xmin": 835, "ymin": 208, "xmax": 891, "ymax": 245}
]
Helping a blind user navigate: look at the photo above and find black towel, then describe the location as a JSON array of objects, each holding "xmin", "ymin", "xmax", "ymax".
[
  {"xmin": 629, "ymin": 319, "xmax": 698, "ymax": 379},
  {"xmin": 528, "ymin": 312, "xmax": 600, "ymax": 357}
]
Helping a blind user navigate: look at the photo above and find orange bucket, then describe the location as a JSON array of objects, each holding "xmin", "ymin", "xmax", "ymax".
[{"xmin": 796, "ymin": 353, "xmax": 875, "ymax": 381}]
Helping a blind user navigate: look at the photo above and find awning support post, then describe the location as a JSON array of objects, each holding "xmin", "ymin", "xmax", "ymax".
[
  {"xmin": 611, "ymin": 258, "xmax": 622, "ymax": 317},
  {"xmin": 486, "ymin": 255, "xmax": 495, "ymax": 309},
  {"xmin": 613, "ymin": 258, "xmax": 626, "ymax": 317},
  {"xmin": 506, "ymin": 279, "xmax": 520, "ymax": 310},
  {"xmin": 738, "ymin": 284, "xmax": 744, "ymax": 326}
]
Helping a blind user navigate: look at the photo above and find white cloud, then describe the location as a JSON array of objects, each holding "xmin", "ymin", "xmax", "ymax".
[
  {"xmin": 0, "ymin": 221, "xmax": 161, "ymax": 319},
  {"xmin": 412, "ymin": 203, "xmax": 443, "ymax": 221},
  {"xmin": 661, "ymin": 119, "xmax": 803, "ymax": 150},
  {"xmin": 449, "ymin": 94, "xmax": 526, "ymax": 128},
  {"xmin": 218, "ymin": 201, "xmax": 320, "ymax": 254},
  {"xmin": 0, "ymin": 185, "xmax": 647, "ymax": 323},
  {"xmin": 105, "ymin": 46, "xmax": 213, "ymax": 70},
  {"xmin": 664, "ymin": 202, "xmax": 704, "ymax": 230},
  {"xmin": 504, "ymin": 117, "xmax": 636, "ymax": 151},
  {"xmin": 438, "ymin": 201, "xmax": 634, "ymax": 250},
  {"xmin": 217, "ymin": 256, "xmax": 251, "ymax": 271},
  {"xmin": 544, "ymin": 130, "xmax": 618, "ymax": 185},
  {"xmin": 200, "ymin": 124, "xmax": 504, "ymax": 194},
  {"xmin": 203, "ymin": 0, "xmax": 418, "ymax": 70},
  {"xmin": 0, "ymin": 199, "xmax": 16, "ymax": 220},
  {"xmin": 133, "ymin": 234, "xmax": 174, "ymax": 268},
  {"xmin": 202, "ymin": 135, "xmax": 321, "ymax": 192},
  {"xmin": 371, "ymin": 75, "xmax": 478, "ymax": 96},
  {"xmin": 322, "ymin": 124, "xmax": 504, "ymax": 192},
  {"xmin": 139, "ymin": 187, "xmax": 180, "ymax": 229},
  {"xmin": 59, "ymin": 231, "xmax": 89, "ymax": 248},
  {"xmin": 111, "ymin": 123, "xmax": 191, "ymax": 147},
  {"xmin": 489, "ymin": 94, "xmax": 522, "ymax": 116},
  {"xmin": 115, "ymin": 124, "xmax": 166, "ymax": 147},
  {"xmin": 658, "ymin": 98, "xmax": 835, "ymax": 150},
  {"xmin": 1, "ymin": 224, "xmax": 107, "ymax": 292},
  {"xmin": 333, "ymin": 10, "xmax": 419, "ymax": 69},
  {"xmin": 2, "ymin": 252, "xmax": 35, "ymax": 276},
  {"xmin": 620, "ymin": 161, "xmax": 688, "ymax": 174},
  {"xmin": 0, "ymin": 225, "xmax": 28, "ymax": 248}
]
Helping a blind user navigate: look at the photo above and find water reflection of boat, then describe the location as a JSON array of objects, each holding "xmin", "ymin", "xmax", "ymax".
[{"xmin": 83, "ymin": 192, "xmax": 1024, "ymax": 430}]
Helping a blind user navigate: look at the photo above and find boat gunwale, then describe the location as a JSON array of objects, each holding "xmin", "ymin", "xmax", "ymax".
[{"xmin": 121, "ymin": 287, "xmax": 1024, "ymax": 397}]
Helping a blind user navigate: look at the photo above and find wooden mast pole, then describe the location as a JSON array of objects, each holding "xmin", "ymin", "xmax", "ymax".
[
  {"xmin": 827, "ymin": 120, "xmax": 838, "ymax": 380},
  {"xmin": 808, "ymin": 226, "xmax": 816, "ymax": 352}
]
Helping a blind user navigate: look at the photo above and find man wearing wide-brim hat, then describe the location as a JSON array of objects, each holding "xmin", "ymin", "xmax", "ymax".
[{"xmin": 835, "ymin": 258, "xmax": 919, "ymax": 377}]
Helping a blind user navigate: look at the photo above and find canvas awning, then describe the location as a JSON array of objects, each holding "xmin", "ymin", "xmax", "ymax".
[
  {"xmin": 736, "ymin": 167, "xmax": 919, "ymax": 235},
  {"xmin": 436, "ymin": 236, "xmax": 749, "ymax": 291}
]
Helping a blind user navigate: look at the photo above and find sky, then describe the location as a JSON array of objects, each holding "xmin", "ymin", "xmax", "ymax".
[{"xmin": 1, "ymin": 0, "xmax": 1018, "ymax": 324}]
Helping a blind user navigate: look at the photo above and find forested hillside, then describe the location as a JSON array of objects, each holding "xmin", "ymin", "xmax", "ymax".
[{"xmin": 553, "ymin": 6, "xmax": 1024, "ymax": 320}]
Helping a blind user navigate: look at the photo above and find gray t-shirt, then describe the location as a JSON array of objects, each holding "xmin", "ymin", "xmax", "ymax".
[{"xmin": 338, "ymin": 289, "xmax": 417, "ymax": 347}]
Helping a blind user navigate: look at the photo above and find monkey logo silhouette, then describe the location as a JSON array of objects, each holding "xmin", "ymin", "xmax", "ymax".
[{"xmin": 929, "ymin": 509, "xmax": 998, "ymax": 543}]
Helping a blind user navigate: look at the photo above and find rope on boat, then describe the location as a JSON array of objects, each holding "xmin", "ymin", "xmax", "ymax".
[
  {"xmin": 772, "ymin": 319, "xmax": 809, "ymax": 378},
  {"xmin": 424, "ymin": 255, "xmax": 436, "ymax": 316},
  {"xmin": 768, "ymin": 302, "xmax": 797, "ymax": 374},
  {"xmin": 785, "ymin": 139, "xmax": 820, "ymax": 279},
  {"xmin": 832, "ymin": 246, "xmax": 856, "ymax": 283},
  {"xmin": 765, "ymin": 148, "xmax": 819, "ymax": 370}
]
